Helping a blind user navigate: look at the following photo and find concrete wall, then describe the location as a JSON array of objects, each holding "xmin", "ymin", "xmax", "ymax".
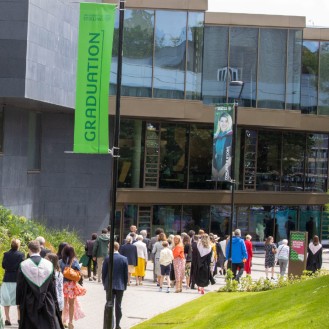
[
  {"xmin": 39, "ymin": 112, "xmax": 112, "ymax": 238},
  {"xmin": 0, "ymin": 106, "xmax": 40, "ymax": 217},
  {"xmin": 0, "ymin": 0, "xmax": 28, "ymax": 97}
]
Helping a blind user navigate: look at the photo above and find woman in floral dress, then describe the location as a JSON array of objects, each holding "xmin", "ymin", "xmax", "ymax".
[
  {"xmin": 172, "ymin": 235, "xmax": 186, "ymax": 293},
  {"xmin": 59, "ymin": 245, "xmax": 86, "ymax": 329},
  {"xmin": 264, "ymin": 236, "xmax": 277, "ymax": 280}
]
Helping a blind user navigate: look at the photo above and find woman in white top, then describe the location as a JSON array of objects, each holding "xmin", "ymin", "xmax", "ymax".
[
  {"xmin": 132, "ymin": 235, "xmax": 148, "ymax": 285},
  {"xmin": 276, "ymin": 239, "xmax": 290, "ymax": 276}
]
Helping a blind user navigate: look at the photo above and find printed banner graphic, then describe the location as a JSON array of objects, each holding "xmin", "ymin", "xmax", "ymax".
[
  {"xmin": 212, "ymin": 104, "xmax": 234, "ymax": 182},
  {"xmin": 74, "ymin": 3, "xmax": 116, "ymax": 154},
  {"xmin": 290, "ymin": 232, "xmax": 307, "ymax": 262}
]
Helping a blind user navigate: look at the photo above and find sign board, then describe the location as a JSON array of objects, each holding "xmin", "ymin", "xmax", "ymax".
[{"xmin": 288, "ymin": 231, "xmax": 308, "ymax": 276}]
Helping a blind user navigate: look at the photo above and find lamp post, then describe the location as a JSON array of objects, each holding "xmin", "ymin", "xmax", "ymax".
[
  {"xmin": 104, "ymin": 1, "xmax": 125, "ymax": 328},
  {"xmin": 227, "ymin": 81, "xmax": 244, "ymax": 269}
]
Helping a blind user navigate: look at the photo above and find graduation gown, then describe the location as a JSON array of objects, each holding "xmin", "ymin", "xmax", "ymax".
[
  {"xmin": 194, "ymin": 249, "xmax": 213, "ymax": 288},
  {"xmin": 16, "ymin": 256, "xmax": 64, "ymax": 329}
]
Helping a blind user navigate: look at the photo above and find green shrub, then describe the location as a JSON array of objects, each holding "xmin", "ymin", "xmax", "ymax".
[
  {"xmin": 0, "ymin": 205, "xmax": 84, "ymax": 283},
  {"xmin": 219, "ymin": 268, "xmax": 329, "ymax": 293}
]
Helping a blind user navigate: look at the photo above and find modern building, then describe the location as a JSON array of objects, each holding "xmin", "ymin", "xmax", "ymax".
[{"xmin": 1, "ymin": 0, "xmax": 329, "ymax": 244}]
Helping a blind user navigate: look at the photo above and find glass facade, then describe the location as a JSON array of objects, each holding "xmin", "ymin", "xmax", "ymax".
[
  {"xmin": 110, "ymin": 9, "xmax": 204, "ymax": 100},
  {"xmin": 121, "ymin": 203, "xmax": 327, "ymax": 242},
  {"xmin": 121, "ymin": 10, "xmax": 154, "ymax": 97}
]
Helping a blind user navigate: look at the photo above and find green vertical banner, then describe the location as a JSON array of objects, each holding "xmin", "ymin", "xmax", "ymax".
[
  {"xmin": 288, "ymin": 231, "xmax": 308, "ymax": 276},
  {"xmin": 212, "ymin": 104, "xmax": 234, "ymax": 181},
  {"xmin": 74, "ymin": 3, "xmax": 116, "ymax": 154}
]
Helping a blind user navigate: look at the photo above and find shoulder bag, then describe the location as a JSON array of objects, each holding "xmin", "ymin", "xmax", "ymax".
[{"xmin": 63, "ymin": 261, "xmax": 81, "ymax": 282}]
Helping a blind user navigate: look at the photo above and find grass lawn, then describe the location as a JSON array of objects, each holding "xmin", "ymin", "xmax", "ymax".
[{"xmin": 133, "ymin": 275, "xmax": 329, "ymax": 329}]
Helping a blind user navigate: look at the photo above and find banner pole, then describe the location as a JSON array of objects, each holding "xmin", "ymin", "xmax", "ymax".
[{"xmin": 104, "ymin": 1, "xmax": 125, "ymax": 328}]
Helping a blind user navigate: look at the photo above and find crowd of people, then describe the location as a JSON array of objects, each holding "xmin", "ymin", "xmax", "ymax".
[{"xmin": 0, "ymin": 225, "xmax": 324, "ymax": 329}]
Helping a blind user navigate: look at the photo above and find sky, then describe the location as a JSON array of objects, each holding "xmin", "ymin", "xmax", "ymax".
[{"xmin": 208, "ymin": 0, "xmax": 329, "ymax": 27}]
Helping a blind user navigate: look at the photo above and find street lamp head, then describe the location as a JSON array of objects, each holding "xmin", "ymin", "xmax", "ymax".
[{"xmin": 229, "ymin": 80, "xmax": 244, "ymax": 87}]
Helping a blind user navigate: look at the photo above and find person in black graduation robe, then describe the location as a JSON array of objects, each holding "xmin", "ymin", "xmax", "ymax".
[
  {"xmin": 16, "ymin": 240, "xmax": 64, "ymax": 329},
  {"xmin": 194, "ymin": 236, "xmax": 213, "ymax": 293}
]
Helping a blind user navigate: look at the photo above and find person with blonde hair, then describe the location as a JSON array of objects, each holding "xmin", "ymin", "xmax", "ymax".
[
  {"xmin": 172, "ymin": 235, "xmax": 185, "ymax": 293},
  {"xmin": 195, "ymin": 234, "xmax": 213, "ymax": 294},
  {"xmin": 1, "ymin": 238, "xmax": 24, "ymax": 326},
  {"xmin": 132, "ymin": 235, "xmax": 148, "ymax": 285}
]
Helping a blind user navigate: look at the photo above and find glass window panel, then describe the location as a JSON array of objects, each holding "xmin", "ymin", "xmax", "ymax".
[
  {"xmin": 159, "ymin": 124, "xmax": 188, "ymax": 188},
  {"xmin": 123, "ymin": 205, "xmax": 138, "ymax": 237},
  {"xmin": 301, "ymin": 40, "xmax": 319, "ymax": 114},
  {"xmin": 186, "ymin": 12, "xmax": 204, "ymax": 100},
  {"xmin": 110, "ymin": 11, "xmax": 120, "ymax": 95},
  {"xmin": 236, "ymin": 206, "xmax": 249, "ymax": 237},
  {"xmin": 121, "ymin": 10, "xmax": 154, "ymax": 97},
  {"xmin": 229, "ymin": 27, "xmax": 258, "ymax": 107},
  {"xmin": 286, "ymin": 30, "xmax": 302, "ymax": 110},
  {"xmin": 202, "ymin": 26, "xmax": 229, "ymax": 105},
  {"xmin": 273, "ymin": 206, "xmax": 297, "ymax": 242},
  {"xmin": 322, "ymin": 210, "xmax": 329, "ymax": 241},
  {"xmin": 305, "ymin": 133, "xmax": 328, "ymax": 192},
  {"xmin": 118, "ymin": 119, "xmax": 144, "ymax": 188},
  {"xmin": 182, "ymin": 206, "xmax": 210, "ymax": 234},
  {"xmin": 153, "ymin": 10, "xmax": 186, "ymax": 99},
  {"xmin": 249, "ymin": 206, "xmax": 271, "ymax": 242},
  {"xmin": 300, "ymin": 206, "xmax": 321, "ymax": 243},
  {"xmin": 258, "ymin": 29, "xmax": 287, "ymax": 109},
  {"xmin": 27, "ymin": 112, "xmax": 41, "ymax": 171},
  {"xmin": 153, "ymin": 205, "xmax": 181, "ymax": 235},
  {"xmin": 318, "ymin": 41, "xmax": 329, "ymax": 115},
  {"xmin": 281, "ymin": 132, "xmax": 305, "ymax": 192},
  {"xmin": 256, "ymin": 131, "xmax": 281, "ymax": 191},
  {"xmin": 210, "ymin": 205, "xmax": 231, "ymax": 238},
  {"xmin": 188, "ymin": 124, "xmax": 213, "ymax": 189}
]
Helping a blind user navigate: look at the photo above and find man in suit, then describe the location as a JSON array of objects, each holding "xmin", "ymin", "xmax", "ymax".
[
  {"xmin": 119, "ymin": 236, "xmax": 138, "ymax": 285},
  {"xmin": 102, "ymin": 242, "xmax": 128, "ymax": 329}
]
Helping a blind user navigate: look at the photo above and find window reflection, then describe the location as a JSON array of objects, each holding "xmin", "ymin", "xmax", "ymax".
[
  {"xmin": 186, "ymin": 12, "xmax": 204, "ymax": 100},
  {"xmin": 318, "ymin": 42, "xmax": 329, "ymax": 115},
  {"xmin": 229, "ymin": 27, "xmax": 258, "ymax": 107},
  {"xmin": 281, "ymin": 132, "xmax": 305, "ymax": 192},
  {"xmin": 118, "ymin": 120, "xmax": 144, "ymax": 188},
  {"xmin": 210, "ymin": 206, "xmax": 231, "ymax": 237},
  {"xmin": 182, "ymin": 206, "xmax": 210, "ymax": 234},
  {"xmin": 305, "ymin": 134, "xmax": 328, "ymax": 192},
  {"xmin": 188, "ymin": 125, "xmax": 213, "ymax": 189},
  {"xmin": 121, "ymin": 10, "xmax": 154, "ymax": 97},
  {"xmin": 202, "ymin": 26, "xmax": 229, "ymax": 104},
  {"xmin": 301, "ymin": 41, "xmax": 319, "ymax": 114},
  {"xmin": 153, "ymin": 10, "xmax": 187, "ymax": 99},
  {"xmin": 286, "ymin": 30, "xmax": 302, "ymax": 110},
  {"xmin": 300, "ymin": 206, "xmax": 321, "ymax": 243},
  {"xmin": 159, "ymin": 124, "xmax": 188, "ymax": 188},
  {"xmin": 153, "ymin": 205, "xmax": 181, "ymax": 235},
  {"xmin": 258, "ymin": 29, "xmax": 287, "ymax": 109},
  {"xmin": 256, "ymin": 131, "xmax": 281, "ymax": 191}
]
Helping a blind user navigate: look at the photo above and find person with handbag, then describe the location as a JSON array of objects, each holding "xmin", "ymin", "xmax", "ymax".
[
  {"xmin": 264, "ymin": 236, "xmax": 277, "ymax": 280},
  {"xmin": 59, "ymin": 245, "xmax": 86, "ymax": 329},
  {"xmin": 276, "ymin": 239, "xmax": 290, "ymax": 276}
]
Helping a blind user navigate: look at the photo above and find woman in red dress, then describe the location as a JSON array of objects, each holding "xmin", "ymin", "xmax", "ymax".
[{"xmin": 244, "ymin": 235, "xmax": 253, "ymax": 275}]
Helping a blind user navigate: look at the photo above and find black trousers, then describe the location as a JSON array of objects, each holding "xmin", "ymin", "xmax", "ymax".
[
  {"xmin": 232, "ymin": 262, "xmax": 244, "ymax": 282},
  {"xmin": 113, "ymin": 289, "xmax": 124, "ymax": 328},
  {"xmin": 87, "ymin": 255, "xmax": 97, "ymax": 277}
]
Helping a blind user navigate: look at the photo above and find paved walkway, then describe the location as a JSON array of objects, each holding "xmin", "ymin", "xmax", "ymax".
[{"xmin": 4, "ymin": 251, "xmax": 329, "ymax": 328}]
